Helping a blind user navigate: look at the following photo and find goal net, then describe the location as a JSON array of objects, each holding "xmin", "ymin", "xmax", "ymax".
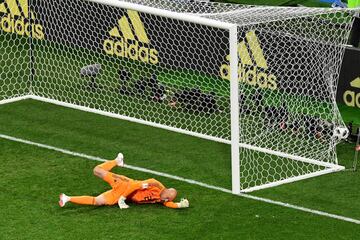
[{"xmin": 0, "ymin": 0, "xmax": 358, "ymax": 192}]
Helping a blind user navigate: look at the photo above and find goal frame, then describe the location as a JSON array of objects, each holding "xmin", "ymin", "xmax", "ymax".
[{"xmin": 0, "ymin": 0, "xmax": 347, "ymax": 194}]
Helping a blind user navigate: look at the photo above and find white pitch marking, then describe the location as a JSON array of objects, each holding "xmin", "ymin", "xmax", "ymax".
[{"xmin": 1, "ymin": 133, "xmax": 360, "ymax": 225}]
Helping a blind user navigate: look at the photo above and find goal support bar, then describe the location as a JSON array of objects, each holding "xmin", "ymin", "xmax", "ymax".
[
  {"xmin": 242, "ymin": 165, "xmax": 345, "ymax": 193},
  {"xmin": 0, "ymin": 96, "xmax": 31, "ymax": 106}
]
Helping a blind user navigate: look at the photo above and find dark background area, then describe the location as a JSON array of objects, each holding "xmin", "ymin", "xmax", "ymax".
[{"xmin": 30, "ymin": 0, "xmax": 360, "ymax": 121}]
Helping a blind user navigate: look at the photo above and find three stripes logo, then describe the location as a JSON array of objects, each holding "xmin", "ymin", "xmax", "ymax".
[
  {"xmin": 0, "ymin": 0, "xmax": 44, "ymax": 39},
  {"xmin": 343, "ymin": 77, "xmax": 360, "ymax": 108},
  {"xmin": 220, "ymin": 31, "xmax": 277, "ymax": 90},
  {"xmin": 103, "ymin": 10, "xmax": 159, "ymax": 65}
]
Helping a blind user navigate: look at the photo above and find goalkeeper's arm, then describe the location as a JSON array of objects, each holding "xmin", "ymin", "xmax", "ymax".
[{"xmin": 163, "ymin": 198, "xmax": 189, "ymax": 209}]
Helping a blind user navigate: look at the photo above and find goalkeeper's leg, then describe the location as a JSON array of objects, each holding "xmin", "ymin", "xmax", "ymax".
[
  {"xmin": 59, "ymin": 193, "xmax": 97, "ymax": 207},
  {"xmin": 59, "ymin": 191, "xmax": 114, "ymax": 207},
  {"xmin": 93, "ymin": 153, "xmax": 125, "ymax": 184}
]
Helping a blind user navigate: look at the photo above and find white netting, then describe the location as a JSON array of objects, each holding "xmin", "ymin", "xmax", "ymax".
[
  {"xmin": 31, "ymin": 0, "xmax": 232, "ymax": 139},
  {"xmin": 230, "ymin": 10, "xmax": 355, "ymax": 190},
  {"xmin": 0, "ymin": 0, "xmax": 358, "ymax": 191},
  {"xmin": 0, "ymin": 17, "xmax": 30, "ymax": 101}
]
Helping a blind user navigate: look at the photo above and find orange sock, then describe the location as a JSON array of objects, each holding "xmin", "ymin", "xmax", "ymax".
[
  {"xmin": 70, "ymin": 196, "xmax": 96, "ymax": 205},
  {"xmin": 98, "ymin": 160, "xmax": 117, "ymax": 171}
]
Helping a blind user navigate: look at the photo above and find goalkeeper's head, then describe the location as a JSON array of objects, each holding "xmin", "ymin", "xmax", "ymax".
[{"xmin": 161, "ymin": 188, "xmax": 177, "ymax": 202}]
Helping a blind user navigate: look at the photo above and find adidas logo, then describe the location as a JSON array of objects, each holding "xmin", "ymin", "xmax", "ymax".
[
  {"xmin": 343, "ymin": 77, "xmax": 360, "ymax": 108},
  {"xmin": 103, "ymin": 10, "xmax": 159, "ymax": 65},
  {"xmin": 0, "ymin": 0, "xmax": 44, "ymax": 39},
  {"xmin": 227, "ymin": 31, "xmax": 268, "ymax": 69},
  {"xmin": 220, "ymin": 31, "xmax": 277, "ymax": 91},
  {"xmin": 109, "ymin": 10, "xmax": 149, "ymax": 44},
  {"xmin": 350, "ymin": 77, "xmax": 360, "ymax": 89}
]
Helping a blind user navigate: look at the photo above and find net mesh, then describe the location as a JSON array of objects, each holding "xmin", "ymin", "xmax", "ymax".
[
  {"xmin": 0, "ymin": 0, "xmax": 358, "ymax": 191},
  {"xmin": 233, "ymin": 11, "xmax": 355, "ymax": 189},
  {"xmin": 0, "ymin": 23, "xmax": 29, "ymax": 100}
]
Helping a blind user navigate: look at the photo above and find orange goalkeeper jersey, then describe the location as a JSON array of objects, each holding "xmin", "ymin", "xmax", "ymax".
[
  {"xmin": 129, "ymin": 178, "xmax": 165, "ymax": 204},
  {"xmin": 130, "ymin": 187, "xmax": 162, "ymax": 204},
  {"xmin": 129, "ymin": 178, "xmax": 180, "ymax": 208}
]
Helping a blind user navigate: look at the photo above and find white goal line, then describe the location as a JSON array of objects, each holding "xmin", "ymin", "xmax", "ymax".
[{"xmin": 0, "ymin": 133, "xmax": 359, "ymax": 225}]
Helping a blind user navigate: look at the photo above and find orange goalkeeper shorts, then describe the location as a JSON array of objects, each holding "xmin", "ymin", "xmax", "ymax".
[{"xmin": 101, "ymin": 173, "xmax": 136, "ymax": 205}]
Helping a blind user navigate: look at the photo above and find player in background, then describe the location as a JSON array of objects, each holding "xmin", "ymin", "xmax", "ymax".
[{"xmin": 59, "ymin": 153, "xmax": 189, "ymax": 209}]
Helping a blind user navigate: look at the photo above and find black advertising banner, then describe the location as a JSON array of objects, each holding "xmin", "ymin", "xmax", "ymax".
[
  {"xmin": 32, "ymin": 0, "xmax": 228, "ymax": 77},
  {"xmin": 33, "ymin": 0, "xmax": 334, "ymax": 96},
  {"xmin": 337, "ymin": 47, "xmax": 360, "ymax": 109},
  {"xmin": 0, "ymin": 0, "xmax": 351, "ymax": 100}
]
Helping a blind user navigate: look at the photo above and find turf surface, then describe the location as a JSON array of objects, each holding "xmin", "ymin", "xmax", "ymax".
[
  {"xmin": 0, "ymin": 99, "xmax": 360, "ymax": 239},
  {"xmin": 1, "ymin": 1, "xmax": 360, "ymax": 238}
]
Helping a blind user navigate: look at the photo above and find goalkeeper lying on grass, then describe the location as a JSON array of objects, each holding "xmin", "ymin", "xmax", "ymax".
[{"xmin": 59, "ymin": 153, "xmax": 189, "ymax": 209}]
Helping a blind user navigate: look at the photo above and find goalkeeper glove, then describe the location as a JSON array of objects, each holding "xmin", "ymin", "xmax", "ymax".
[
  {"xmin": 176, "ymin": 198, "xmax": 189, "ymax": 208},
  {"xmin": 118, "ymin": 196, "xmax": 129, "ymax": 209}
]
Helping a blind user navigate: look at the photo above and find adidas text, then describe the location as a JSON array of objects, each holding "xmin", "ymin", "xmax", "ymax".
[
  {"xmin": 343, "ymin": 77, "xmax": 360, "ymax": 108},
  {"xmin": 103, "ymin": 38, "xmax": 158, "ymax": 65},
  {"xmin": 0, "ymin": 14, "xmax": 44, "ymax": 39},
  {"xmin": 103, "ymin": 10, "xmax": 159, "ymax": 65},
  {"xmin": 220, "ymin": 64, "xmax": 278, "ymax": 90},
  {"xmin": 343, "ymin": 91, "xmax": 360, "ymax": 108}
]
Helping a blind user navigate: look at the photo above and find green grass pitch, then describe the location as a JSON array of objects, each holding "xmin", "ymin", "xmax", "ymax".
[
  {"xmin": 0, "ymin": 100, "xmax": 360, "ymax": 239},
  {"xmin": 1, "ymin": 1, "xmax": 360, "ymax": 237}
]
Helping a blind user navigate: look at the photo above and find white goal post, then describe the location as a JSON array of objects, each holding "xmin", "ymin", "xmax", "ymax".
[{"xmin": 0, "ymin": 0, "xmax": 359, "ymax": 193}]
